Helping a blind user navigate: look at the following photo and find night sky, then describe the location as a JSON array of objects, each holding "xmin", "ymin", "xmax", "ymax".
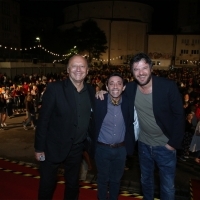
[{"xmin": 19, "ymin": 0, "xmax": 178, "ymax": 33}]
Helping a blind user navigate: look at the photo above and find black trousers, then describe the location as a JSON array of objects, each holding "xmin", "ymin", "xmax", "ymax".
[{"xmin": 38, "ymin": 143, "xmax": 84, "ymax": 200}]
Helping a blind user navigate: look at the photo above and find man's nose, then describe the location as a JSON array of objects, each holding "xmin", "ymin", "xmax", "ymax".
[{"xmin": 76, "ymin": 66, "xmax": 81, "ymax": 71}]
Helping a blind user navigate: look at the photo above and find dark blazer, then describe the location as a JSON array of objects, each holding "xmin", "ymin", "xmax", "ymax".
[
  {"xmin": 34, "ymin": 78, "xmax": 95, "ymax": 162},
  {"xmin": 93, "ymin": 93, "xmax": 135, "ymax": 157},
  {"xmin": 125, "ymin": 75, "xmax": 185, "ymax": 149}
]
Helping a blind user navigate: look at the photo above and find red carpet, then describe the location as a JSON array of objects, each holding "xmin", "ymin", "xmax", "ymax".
[
  {"xmin": 191, "ymin": 179, "xmax": 200, "ymax": 200},
  {"xmin": 0, "ymin": 158, "xmax": 140, "ymax": 200}
]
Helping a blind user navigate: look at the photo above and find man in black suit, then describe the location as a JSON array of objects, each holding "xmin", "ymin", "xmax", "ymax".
[{"xmin": 34, "ymin": 55, "xmax": 95, "ymax": 200}]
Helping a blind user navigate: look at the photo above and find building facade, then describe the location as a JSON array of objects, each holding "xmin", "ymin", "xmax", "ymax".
[
  {"xmin": 0, "ymin": 0, "xmax": 21, "ymax": 60},
  {"xmin": 148, "ymin": 34, "xmax": 200, "ymax": 69},
  {"xmin": 59, "ymin": 1, "xmax": 154, "ymax": 65}
]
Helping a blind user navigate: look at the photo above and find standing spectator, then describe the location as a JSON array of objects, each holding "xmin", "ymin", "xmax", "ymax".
[
  {"xmin": 190, "ymin": 121, "xmax": 200, "ymax": 164},
  {"xmin": 11, "ymin": 85, "xmax": 21, "ymax": 114},
  {"xmin": 38, "ymin": 86, "xmax": 46, "ymax": 111},
  {"xmin": 4, "ymin": 89, "xmax": 13, "ymax": 119},
  {"xmin": 0, "ymin": 93, "xmax": 7, "ymax": 129},
  {"xmin": 31, "ymin": 84, "xmax": 39, "ymax": 114},
  {"xmin": 23, "ymin": 93, "xmax": 36, "ymax": 130},
  {"xmin": 180, "ymin": 112, "xmax": 195, "ymax": 161},
  {"xmin": 19, "ymin": 86, "xmax": 26, "ymax": 112},
  {"xmin": 22, "ymin": 81, "xmax": 29, "ymax": 96},
  {"xmin": 34, "ymin": 55, "xmax": 95, "ymax": 200},
  {"xmin": 195, "ymin": 100, "xmax": 200, "ymax": 121}
]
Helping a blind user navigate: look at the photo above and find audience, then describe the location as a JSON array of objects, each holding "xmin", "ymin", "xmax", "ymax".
[{"xmin": 1, "ymin": 66, "xmax": 200, "ymax": 147}]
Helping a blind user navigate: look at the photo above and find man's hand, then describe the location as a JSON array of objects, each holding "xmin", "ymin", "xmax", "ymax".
[
  {"xmin": 95, "ymin": 90, "xmax": 107, "ymax": 100},
  {"xmin": 35, "ymin": 152, "xmax": 45, "ymax": 161},
  {"xmin": 165, "ymin": 144, "xmax": 175, "ymax": 151}
]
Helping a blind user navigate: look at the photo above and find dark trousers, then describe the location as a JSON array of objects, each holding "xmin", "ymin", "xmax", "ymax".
[
  {"xmin": 95, "ymin": 144, "xmax": 126, "ymax": 200},
  {"xmin": 38, "ymin": 143, "xmax": 84, "ymax": 200}
]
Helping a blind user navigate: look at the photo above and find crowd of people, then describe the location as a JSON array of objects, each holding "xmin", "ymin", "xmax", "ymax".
[{"xmin": 1, "ymin": 54, "xmax": 200, "ymax": 199}]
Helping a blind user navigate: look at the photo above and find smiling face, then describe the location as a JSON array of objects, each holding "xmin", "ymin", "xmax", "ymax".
[
  {"xmin": 132, "ymin": 59, "xmax": 152, "ymax": 87},
  {"xmin": 106, "ymin": 75, "xmax": 125, "ymax": 101},
  {"xmin": 67, "ymin": 55, "xmax": 89, "ymax": 85}
]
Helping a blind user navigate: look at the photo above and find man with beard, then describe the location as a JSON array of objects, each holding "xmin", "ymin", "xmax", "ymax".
[
  {"xmin": 96, "ymin": 53, "xmax": 185, "ymax": 200},
  {"xmin": 94, "ymin": 73, "xmax": 135, "ymax": 200}
]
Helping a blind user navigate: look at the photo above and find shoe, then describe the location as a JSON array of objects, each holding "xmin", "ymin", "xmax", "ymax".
[
  {"xmin": 180, "ymin": 157, "xmax": 186, "ymax": 161},
  {"xmin": 1, "ymin": 123, "xmax": 4, "ymax": 127},
  {"xmin": 3, "ymin": 123, "xmax": 7, "ymax": 127},
  {"xmin": 33, "ymin": 126, "xmax": 36, "ymax": 130},
  {"xmin": 23, "ymin": 125, "xmax": 28, "ymax": 130},
  {"xmin": 31, "ymin": 124, "xmax": 34, "ymax": 128},
  {"xmin": 184, "ymin": 156, "xmax": 189, "ymax": 159}
]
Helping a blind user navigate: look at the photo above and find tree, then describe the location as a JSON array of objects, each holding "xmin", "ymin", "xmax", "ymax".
[{"xmin": 77, "ymin": 19, "xmax": 108, "ymax": 63}]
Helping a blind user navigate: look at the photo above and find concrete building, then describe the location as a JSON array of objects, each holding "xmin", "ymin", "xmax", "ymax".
[
  {"xmin": 148, "ymin": 34, "xmax": 200, "ymax": 69},
  {"xmin": 59, "ymin": 0, "xmax": 200, "ymax": 69},
  {"xmin": 59, "ymin": 1, "xmax": 154, "ymax": 65},
  {"xmin": 0, "ymin": 0, "xmax": 21, "ymax": 60}
]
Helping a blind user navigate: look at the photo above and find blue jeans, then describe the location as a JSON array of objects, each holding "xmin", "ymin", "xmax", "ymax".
[
  {"xmin": 138, "ymin": 141, "xmax": 176, "ymax": 200},
  {"xmin": 95, "ymin": 144, "xmax": 126, "ymax": 200}
]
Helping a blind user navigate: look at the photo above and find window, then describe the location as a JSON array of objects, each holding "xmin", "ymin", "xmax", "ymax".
[
  {"xmin": 191, "ymin": 50, "xmax": 199, "ymax": 54},
  {"xmin": 180, "ymin": 60, "xmax": 188, "ymax": 65},
  {"xmin": 180, "ymin": 50, "xmax": 188, "ymax": 54}
]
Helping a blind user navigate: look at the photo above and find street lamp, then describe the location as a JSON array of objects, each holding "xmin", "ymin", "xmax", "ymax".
[
  {"xmin": 36, "ymin": 37, "xmax": 40, "ymax": 43},
  {"xmin": 36, "ymin": 37, "xmax": 41, "ymax": 62}
]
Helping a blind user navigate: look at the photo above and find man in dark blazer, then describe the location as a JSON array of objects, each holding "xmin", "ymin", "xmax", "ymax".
[
  {"xmin": 34, "ymin": 55, "xmax": 95, "ymax": 200},
  {"xmin": 94, "ymin": 73, "xmax": 135, "ymax": 200},
  {"xmin": 125, "ymin": 53, "xmax": 185, "ymax": 200}
]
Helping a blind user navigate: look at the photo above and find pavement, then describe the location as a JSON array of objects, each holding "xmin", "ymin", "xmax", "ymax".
[{"xmin": 0, "ymin": 114, "xmax": 200, "ymax": 200}]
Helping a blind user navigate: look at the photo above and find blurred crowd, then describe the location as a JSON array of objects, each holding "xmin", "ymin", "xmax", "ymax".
[{"xmin": 1, "ymin": 65, "xmax": 200, "ymax": 163}]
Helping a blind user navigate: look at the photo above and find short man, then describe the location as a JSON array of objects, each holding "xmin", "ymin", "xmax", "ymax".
[
  {"xmin": 34, "ymin": 55, "xmax": 95, "ymax": 200},
  {"xmin": 94, "ymin": 73, "xmax": 135, "ymax": 200},
  {"xmin": 97, "ymin": 53, "xmax": 185, "ymax": 200}
]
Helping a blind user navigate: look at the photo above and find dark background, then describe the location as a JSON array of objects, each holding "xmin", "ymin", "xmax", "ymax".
[{"xmin": 19, "ymin": 0, "xmax": 178, "ymax": 33}]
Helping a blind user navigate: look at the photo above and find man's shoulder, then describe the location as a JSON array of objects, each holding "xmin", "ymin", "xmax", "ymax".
[
  {"xmin": 95, "ymin": 93, "xmax": 108, "ymax": 104},
  {"xmin": 152, "ymin": 75, "xmax": 176, "ymax": 86}
]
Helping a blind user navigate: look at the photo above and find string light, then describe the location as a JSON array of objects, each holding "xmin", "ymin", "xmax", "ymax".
[{"xmin": 0, "ymin": 44, "xmax": 122, "ymax": 62}]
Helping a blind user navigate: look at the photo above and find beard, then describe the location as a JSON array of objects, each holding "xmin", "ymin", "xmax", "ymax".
[{"xmin": 134, "ymin": 74, "xmax": 152, "ymax": 86}]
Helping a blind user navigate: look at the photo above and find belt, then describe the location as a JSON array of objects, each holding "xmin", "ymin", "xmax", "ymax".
[{"xmin": 97, "ymin": 141, "xmax": 125, "ymax": 148}]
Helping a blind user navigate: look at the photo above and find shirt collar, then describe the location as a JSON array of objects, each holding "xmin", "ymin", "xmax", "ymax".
[{"xmin": 108, "ymin": 94, "xmax": 122, "ymax": 106}]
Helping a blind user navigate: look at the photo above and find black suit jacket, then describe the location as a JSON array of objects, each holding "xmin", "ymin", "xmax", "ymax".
[
  {"xmin": 34, "ymin": 78, "xmax": 95, "ymax": 162},
  {"xmin": 93, "ymin": 93, "xmax": 135, "ymax": 157}
]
